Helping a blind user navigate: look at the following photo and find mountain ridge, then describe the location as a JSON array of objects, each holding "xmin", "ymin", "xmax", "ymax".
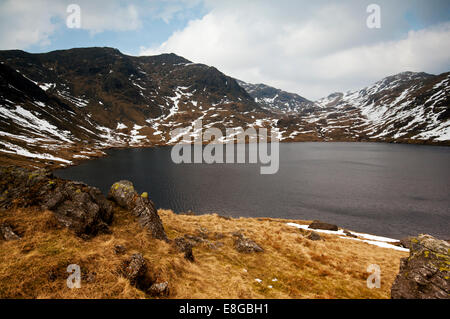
[{"xmin": 0, "ymin": 47, "xmax": 448, "ymax": 168}]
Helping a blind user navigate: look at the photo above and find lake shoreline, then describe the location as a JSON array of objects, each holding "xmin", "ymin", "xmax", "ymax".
[
  {"xmin": 67, "ymin": 139, "xmax": 450, "ymax": 171},
  {"xmin": 1, "ymin": 137, "xmax": 448, "ymax": 172}
]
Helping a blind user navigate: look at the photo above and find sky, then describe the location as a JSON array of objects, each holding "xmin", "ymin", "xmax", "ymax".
[{"xmin": 0, "ymin": 0, "xmax": 449, "ymax": 100}]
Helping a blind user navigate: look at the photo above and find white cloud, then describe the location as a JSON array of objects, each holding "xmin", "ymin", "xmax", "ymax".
[
  {"xmin": 0, "ymin": 0, "xmax": 142, "ymax": 49},
  {"xmin": 0, "ymin": 0, "xmax": 63, "ymax": 49},
  {"xmin": 316, "ymin": 23, "xmax": 450, "ymax": 80},
  {"xmin": 75, "ymin": 1, "xmax": 142, "ymax": 34},
  {"xmin": 140, "ymin": 0, "xmax": 450, "ymax": 99}
]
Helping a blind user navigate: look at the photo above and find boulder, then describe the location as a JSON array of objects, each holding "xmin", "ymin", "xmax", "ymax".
[
  {"xmin": 108, "ymin": 181, "xmax": 168, "ymax": 241},
  {"xmin": 307, "ymin": 231, "xmax": 322, "ymax": 241},
  {"xmin": 184, "ymin": 234, "xmax": 205, "ymax": 246},
  {"xmin": 308, "ymin": 220, "xmax": 338, "ymax": 231},
  {"xmin": 0, "ymin": 224, "xmax": 20, "ymax": 241},
  {"xmin": 0, "ymin": 167, "xmax": 53, "ymax": 208},
  {"xmin": 120, "ymin": 254, "xmax": 170, "ymax": 296},
  {"xmin": 132, "ymin": 196, "xmax": 168, "ymax": 241},
  {"xmin": 41, "ymin": 181, "xmax": 113, "ymax": 237},
  {"xmin": 120, "ymin": 253, "xmax": 152, "ymax": 291},
  {"xmin": 0, "ymin": 167, "xmax": 114, "ymax": 237},
  {"xmin": 391, "ymin": 234, "xmax": 450, "ymax": 299},
  {"xmin": 148, "ymin": 281, "xmax": 169, "ymax": 297},
  {"xmin": 173, "ymin": 237, "xmax": 195, "ymax": 261},
  {"xmin": 233, "ymin": 233, "xmax": 264, "ymax": 253},
  {"xmin": 108, "ymin": 181, "xmax": 136, "ymax": 209},
  {"xmin": 182, "ymin": 234, "xmax": 224, "ymax": 250}
]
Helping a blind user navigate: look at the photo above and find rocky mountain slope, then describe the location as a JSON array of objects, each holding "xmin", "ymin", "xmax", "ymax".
[
  {"xmin": 0, "ymin": 47, "xmax": 273, "ymax": 167},
  {"xmin": 314, "ymin": 71, "xmax": 450, "ymax": 142},
  {"xmin": 0, "ymin": 47, "xmax": 448, "ymax": 168},
  {"xmin": 236, "ymin": 80, "xmax": 313, "ymax": 113}
]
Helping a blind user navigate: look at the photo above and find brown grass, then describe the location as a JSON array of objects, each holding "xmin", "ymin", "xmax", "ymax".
[{"xmin": 0, "ymin": 207, "xmax": 407, "ymax": 299}]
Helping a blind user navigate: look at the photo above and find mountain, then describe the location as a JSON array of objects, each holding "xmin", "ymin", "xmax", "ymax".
[
  {"xmin": 0, "ymin": 47, "xmax": 448, "ymax": 168},
  {"xmin": 0, "ymin": 47, "xmax": 275, "ymax": 167},
  {"xmin": 236, "ymin": 80, "xmax": 313, "ymax": 113},
  {"xmin": 312, "ymin": 71, "xmax": 450, "ymax": 142}
]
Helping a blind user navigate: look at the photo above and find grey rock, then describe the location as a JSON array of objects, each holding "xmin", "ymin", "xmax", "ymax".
[
  {"xmin": 148, "ymin": 281, "xmax": 169, "ymax": 296},
  {"xmin": 391, "ymin": 234, "xmax": 450, "ymax": 299},
  {"xmin": 0, "ymin": 224, "xmax": 20, "ymax": 241},
  {"xmin": 173, "ymin": 237, "xmax": 195, "ymax": 261},
  {"xmin": 0, "ymin": 167, "xmax": 113, "ymax": 237},
  {"xmin": 184, "ymin": 234, "xmax": 205, "ymax": 246},
  {"xmin": 132, "ymin": 196, "xmax": 168, "ymax": 241},
  {"xmin": 108, "ymin": 180, "xmax": 168, "ymax": 241},
  {"xmin": 308, "ymin": 220, "xmax": 338, "ymax": 231},
  {"xmin": 120, "ymin": 253, "xmax": 152, "ymax": 291},
  {"xmin": 41, "ymin": 182, "xmax": 113, "ymax": 237},
  {"xmin": 107, "ymin": 180, "xmax": 136, "ymax": 209},
  {"xmin": 234, "ymin": 235, "xmax": 264, "ymax": 253}
]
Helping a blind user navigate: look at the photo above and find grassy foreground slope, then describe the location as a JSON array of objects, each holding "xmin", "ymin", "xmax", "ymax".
[{"xmin": 0, "ymin": 206, "xmax": 407, "ymax": 299}]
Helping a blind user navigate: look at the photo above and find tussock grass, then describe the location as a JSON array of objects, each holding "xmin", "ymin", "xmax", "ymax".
[{"xmin": 0, "ymin": 207, "xmax": 406, "ymax": 299}]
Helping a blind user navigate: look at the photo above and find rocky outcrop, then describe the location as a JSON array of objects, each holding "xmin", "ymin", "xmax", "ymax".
[
  {"xmin": 108, "ymin": 181, "xmax": 168, "ymax": 241},
  {"xmin": 391, "ymin": 234, "xmax": 450, "ymax": 299},
  {"xmin": 148, "ymin": 282, "xmax": 169, "ymax": 297},
  {"xmin": 108, "ymin": 181, "xmax": 136, "ymax": 209},
  {"xmin": 41, "ymin": 181, "xmax": 113, "ymax": 237},
  {"xmin": 178, "ymin": 230, "xmax": 225, "ymax": 252},
  {"xmin": 120, "ymin": 253, "xmax": 153, "ymax": 291},
  {"xmin": 173, "ymin": 237, "xmax": 195, "ymax": 261},
  {"xmin": 0, "ymin": 224, "xmax": 20, "ymax": 241},
  {"xmin": 0, "ymin": 167, "xmax": 52, "ymax": 208},
  {"xmin": 0, "ymin": 167, "xmax": 113, "ymax": 237},
  {"xmin": 308, "ymin": 220, "xmax": 338, "ymax": 231},
  {"xmin": 233, "ymin": 232, "xmax": 264, "ymax": 253},
  {"xmin": 120, "ymin": 253, "xmax": 170, "ymax": 296}
]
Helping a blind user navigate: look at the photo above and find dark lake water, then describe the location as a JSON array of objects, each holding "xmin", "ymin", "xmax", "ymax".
[{"xmin": 54, "ymin": 142, "xmax": 450, "ymax": 239}]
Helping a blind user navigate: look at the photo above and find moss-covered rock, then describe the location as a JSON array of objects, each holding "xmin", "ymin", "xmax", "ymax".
[
  {"xmin": 108, "ymin": 180, "xmax": 168, "ymax": 241},
  {"xmin": 0, "ymin": 166, "xmax": 113, "ymax": 237},
  {"xmin": 107, "ymin": 180, "xmax": 136, "ymax": 210},
  {"xmin": 391, "ymin": 234, "xmax": 449, "ymax": 299}
]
